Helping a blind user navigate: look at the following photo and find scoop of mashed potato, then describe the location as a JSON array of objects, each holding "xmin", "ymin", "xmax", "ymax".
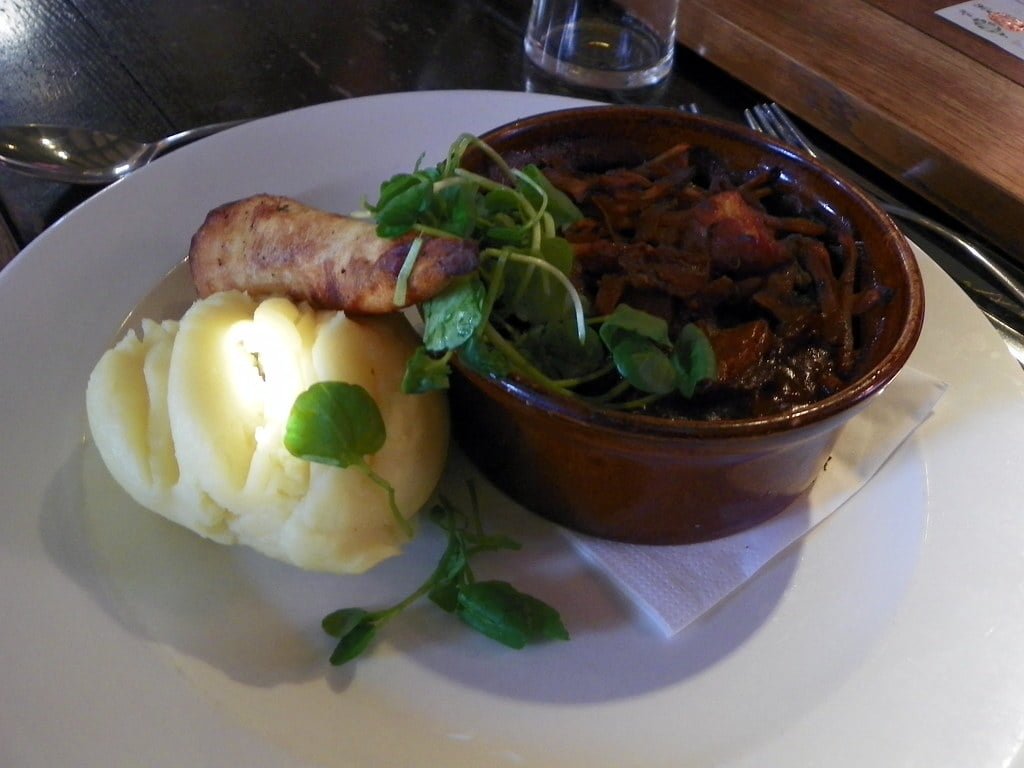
[{"xmin": 86, "ymin": 291, "xmax": 448, "ymax": 574}]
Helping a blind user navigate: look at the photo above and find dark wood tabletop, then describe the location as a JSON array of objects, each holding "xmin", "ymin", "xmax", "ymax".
[
  {"xmin": 0, "ymin": 1, "xmax": 752, "ymax": 249},
  {"xmin": 0, "ymin": 0, "xmax": 1019, "ymax": 326},
  {"xmin": 678, "ymin": 0, "xmax": 1024, "ymax": 265}
]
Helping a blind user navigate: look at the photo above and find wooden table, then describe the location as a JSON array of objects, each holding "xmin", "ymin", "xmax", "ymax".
[
  {"xmin": 0, "ymin": 0, "xmax": 1015, "ymax": 295},
  {"xmin": 0, "ymin": 0, "xmax": 758, "ymax": 257},
  {"xmin": 677, "ymin": 0, "xmax": 1024, "ymax": 260}
]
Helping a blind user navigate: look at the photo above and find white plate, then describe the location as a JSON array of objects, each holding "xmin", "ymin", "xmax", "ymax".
[{"xmin": 3, "ymin": 90, "xmax": 1024, "ymax": 768}]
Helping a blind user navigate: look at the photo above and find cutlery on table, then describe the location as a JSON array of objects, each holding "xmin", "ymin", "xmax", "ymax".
[{"xmin": 0, "ymin": 119, "xmax": 249, "ymax": 185}]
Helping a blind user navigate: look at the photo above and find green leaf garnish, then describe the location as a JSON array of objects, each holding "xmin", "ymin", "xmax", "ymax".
[
  {"xmin": 284, "ymin": 382, "xmax": 385, "ymax": 467},
  {"xmin": 439, "ymin": 180, "xmax": 479, "ymax": 238},
  {"xmin": 322, "ymin": 607, "xmax": 371, "ymax": 638},
  {"xmin": 401, "ymin": 347, "xmax": 452, "ymax": 394},
  {"xmin": 605, "ymin": 335, "xmax": 678, "ymax": 395},
  {"xmin": 482, "ymin": 187, "xmax": 522, "ymax": 216},
  {"xmin": 284, "ymin": 382, "xmax": 412, "ymax": 538},
  {"xmin": 366, "ymin": 134, "xmax": 717, "ymax": 409},
  {"xmin": 599, "ymin": 304, "xmax": 672, "ymax": 349},
  {"xmin": 500, "ymin": 238, "xmax": 575, "ymax": 326},
  {"xmin": 422, "ymin": 278, "xmax": 486, "ymax": 353},
  {"xmin": 673, "ymin": 323, "xmax": 717, "ymax": 397},
  {"xmin": 328, "ymin": 619, "xmax": 378, "ymax": 666},
  {"xmin": 519, "ymin": 164, "xmax": 584, "ymax": 230},
  {"xmin": 456, "ymin": 581, "xmax": 570, "ymax": 649},
  {"xmin": 597, "ymin": 306, "xmax": 717, "ymax": 398},
  {"xmin": 285, "ymin": 386, "xmax": 566, "ymax": 667},
  {"xmin": 372, "ymin": 173, "xmax": 435, "ymax": 238},
  {"xmin": 315, "ymin": 487, "xmax": 567, "ymax": 667},
  {"xmin": 516, "ymin": 319, "xmax": 604, "ymax": 381},
  {"xmin": 457, "ymin": 334, "xmax": 510, "ymax": 379}
]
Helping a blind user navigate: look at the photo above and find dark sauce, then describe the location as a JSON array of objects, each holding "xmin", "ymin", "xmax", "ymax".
[{"xmin": 540, "ymin": 144, "xmax": 891, "ymax": 420}]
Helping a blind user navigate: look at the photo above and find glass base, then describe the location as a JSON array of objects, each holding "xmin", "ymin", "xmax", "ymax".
[{"xmin": 524, "ymin": 18, "xmax": 673, "ymax": 90}]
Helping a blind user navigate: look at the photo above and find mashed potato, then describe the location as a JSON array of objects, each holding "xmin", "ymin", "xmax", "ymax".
[{"xmin": 86, "ymin": 291, "xmax": 448, "ymax": 574}]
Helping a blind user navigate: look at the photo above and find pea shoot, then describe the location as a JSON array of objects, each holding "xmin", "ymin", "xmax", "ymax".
[
  {"xmin": 321, "ymin": 495, "xmax": 569, "ymax": 666},
  {"xmin": 285, "ymin": 381, "xmax": 569, "ymax": 667},
  {"xmin": 285, "ymin": 382, "xmax": 412, "ymax": 538},
  {"xmin": 364, "ymin": 133, "xmax": 717, "ymax": 409}
]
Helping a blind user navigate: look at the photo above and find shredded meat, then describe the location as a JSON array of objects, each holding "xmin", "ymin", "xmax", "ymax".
[{"xmin": 544, "ymin": 144, "xmax": 889, "ymax": 418}]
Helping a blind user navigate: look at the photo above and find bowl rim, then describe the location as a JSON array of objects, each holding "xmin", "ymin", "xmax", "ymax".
[{"xmin": 456, "ymin": 105, "xmax": 926, "ymax": 441}]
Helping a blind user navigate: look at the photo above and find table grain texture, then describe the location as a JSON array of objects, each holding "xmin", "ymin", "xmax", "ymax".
[
  {"xmin": 677, "ymin": 0, "xmax": 1024, "ymax": 259},
  {"xmin": 0, "ymin": 0, "xmax": 755, "ymax": 252},
  {"xmin": 0, "ymin": 0, "xmax": 1017, "ymax": 279}
]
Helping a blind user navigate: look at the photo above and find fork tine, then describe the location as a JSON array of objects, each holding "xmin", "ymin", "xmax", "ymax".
[
  {"xmin": 745, "ymin": 104, "xmax": 784, "ymax": 144},
  {"xmin": 753, "ymin": 103, "xmax": 786, "ymax": 141},
  {"xmin": 764, "ymin": 103, "xmax": 819, "ymax": 159},
  {"xmin": 741, "ymin": 107, "xmax": 760, "ymax": 133}
]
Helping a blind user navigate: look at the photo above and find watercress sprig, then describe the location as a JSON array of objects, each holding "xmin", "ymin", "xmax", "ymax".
[
  {"xmin": 598, "ymin": 304, "xmax": 717, "ymax": 401},
  {"xmin": 320, "ymin": 493, "xmax": 568, "ymax": 665},
  {"xmin": 366, "ymin": 133, "xmax": 718, "ymax": 410},
  {"xmin": 284, "ymin": 381, "xmax": 569, "ymax": 666},
  {"xmin": 284, "ymin": 381, "xmax": 413, "ymax": 539}
]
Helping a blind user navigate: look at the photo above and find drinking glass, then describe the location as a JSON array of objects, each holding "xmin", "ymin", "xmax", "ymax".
[{"xmin": 524, "ymin": 0, "xmax": 677, "ymax": 89}]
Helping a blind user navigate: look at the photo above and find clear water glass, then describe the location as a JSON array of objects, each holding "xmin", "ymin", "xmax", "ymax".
[{"xmin": 524, "ymin": 0, "xmax": 677, "ymax": 89}]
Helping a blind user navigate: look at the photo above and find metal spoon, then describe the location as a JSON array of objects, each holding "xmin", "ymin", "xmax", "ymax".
[{"xmin": 0, "ymin": 119, "xmax": 249, "ymax": 184}]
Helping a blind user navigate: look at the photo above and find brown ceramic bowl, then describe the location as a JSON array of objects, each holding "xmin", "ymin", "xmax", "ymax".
[{"xmin": 451, "ymin": 106, "xmax": 924, "ymax": 545}]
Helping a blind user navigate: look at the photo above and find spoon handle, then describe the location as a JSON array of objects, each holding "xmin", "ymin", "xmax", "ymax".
[{"xmin": 150, "ymin": 118, "xmax": 253, "ymax": 158}]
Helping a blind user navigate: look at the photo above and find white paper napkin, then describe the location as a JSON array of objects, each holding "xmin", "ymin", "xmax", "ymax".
[{"xmin": 567, "ymin": 367, "xmax": 947, "ymax": 637}]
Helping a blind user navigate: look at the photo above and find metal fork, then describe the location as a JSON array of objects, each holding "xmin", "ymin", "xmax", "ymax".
[{"xmin": 743, "ymin": 102, "xmax": 1024, "ymax": 310}]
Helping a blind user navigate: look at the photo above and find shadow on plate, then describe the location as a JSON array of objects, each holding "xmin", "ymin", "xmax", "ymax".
[
  {"xmin": 46, "ymin": 441, "xmax": 329, "ymax": 687},
  {"xmin": 38, "ymin": 336, "xmax": 928, "ymax": 767},
  {"xmin": 377, "ymin": 451, "xmax": 803, "ymax": 703},
  {"xmin": 45, "ymin": 431, "xmax": 799, "ymax": 701}
]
